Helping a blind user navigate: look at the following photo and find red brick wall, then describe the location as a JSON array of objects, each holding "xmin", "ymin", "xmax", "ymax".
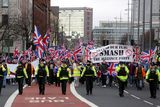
[{"xmin": 33, "ymin": 0, "xmax": 50, "ymax": 36}]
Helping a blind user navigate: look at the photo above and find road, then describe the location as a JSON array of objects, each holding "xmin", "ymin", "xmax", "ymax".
[
  {"xmin": 76, "ymin": 82, "xmax": 160, "ymax": 107},
  {"xmin": 0, "ymin": 84, "xmax": 17, "ymax": 107}
]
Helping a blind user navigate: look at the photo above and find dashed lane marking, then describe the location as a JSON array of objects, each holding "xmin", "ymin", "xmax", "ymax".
[
  {"xmin": 124, "ymin": 90, "xmax": 129, "ymax": 94},
  {"xmin": 143, "ymin": 100, "xmax": 154, "ymax": 106},
  {"xmin": 130, "ymin": 94, "xmax": 140, "ymax": 100}
]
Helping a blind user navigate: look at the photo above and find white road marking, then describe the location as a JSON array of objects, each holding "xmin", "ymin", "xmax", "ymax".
[
  {"xmin": 70, "ymin": 82, "xmax": 99, "ymax": 107},
  {"xmin": 4, "ymin": 84, "xmax": 27, "ymax": 107},
  {"xmin": 130, "ymin": 94, "xmax": 140, "ymax": 100},
  {"xmin": 143, "ymin": 100, "xmax": 154, "ymax": 105},
  {"xmin": 124, "ymin": 90, "xmax": 129, "ymax": 94}
]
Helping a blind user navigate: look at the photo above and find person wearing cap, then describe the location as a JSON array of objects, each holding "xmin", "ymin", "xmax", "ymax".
[
  {"xmin": 0, "ymin": 61, "xmax": 6, "ymax": 95},
  {"xmin": 2, "ymin": 60, "xmax": 10, "ymax": 88},
  {"xmin": 25, "ymin": 60, "xmax": 35, "ymax": 87},
  {"xmin": 81, "ymin": 60, "xmax": 97, "ymax": 95},
  {"xmin": 146, "ymin": 63, "xmax": 160, "ymax": 98},
  {"xmin": 15, "ymin": 61, "xmax": 28, "ymax": 95},
  {"xmin": 116, "ymin": 61, "xmax": 129, "ymax": 97},
  {"xmin": 57, "ymin": 60, "xmax": 71, "ymax": 95},
  {"xmin": 35, "ymin": 59, "xmax": 49, "ymax": 95}
]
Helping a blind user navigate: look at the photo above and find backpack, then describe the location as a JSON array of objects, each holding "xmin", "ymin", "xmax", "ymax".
[
  {"xmin": 38, "ymin": 65, "xmax": 46, "ymax": 77},
  {"xmin": 118, "ymin": 67, "xmax": 126, "ymax": 76}
]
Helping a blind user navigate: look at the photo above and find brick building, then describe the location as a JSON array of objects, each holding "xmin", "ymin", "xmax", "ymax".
[{"xmin": 33, "ymin": 0, "xmax": 50, "ymax": 36}]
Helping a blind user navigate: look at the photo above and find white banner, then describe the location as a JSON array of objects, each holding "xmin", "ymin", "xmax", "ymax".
[
  {"xmin": 6, "ymin": 59, "xmax": 39, "ymax": 79},
  {"xmin": 90, "ymin": 44, "xmax": 133, "ymax": 63}
]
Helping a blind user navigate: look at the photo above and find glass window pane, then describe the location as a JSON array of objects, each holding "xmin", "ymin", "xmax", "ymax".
[{"xmin": 2, "ymin": 0, "xmax": 8, "ymax": 7}]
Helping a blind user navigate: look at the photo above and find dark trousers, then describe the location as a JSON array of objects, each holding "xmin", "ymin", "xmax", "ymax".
[
  {"xmin": 136, "ymin": 79, "xmax": 143, "ymax": 90},
  {"xmin": 55, "ymin": 76, "xmax": 60, "ymax": 87},
  {"xmin": 86, "ymin": 76, "xmax": 93, "ymax": 95},
  {"xmin": 48, "ymin": 72, "xmax": 54, "ymax": 84},
  {"xmin": 149, "ymin": 81, "xmax": 157, "ymax": 98},
  {"xmin": 61, "ymin": 79, "xmax": 68, "ymax": 95},
  {"xmin": 101, "ymin": 74, "xmax": 107, "ymax": 86},
  {"xmin": 17, "ymin": 77, "xmax": 24, "ymax": 95},
  {"xmin": 109, "ymin": 75, "xmax": 113, "ymax": 87},
  {"xmin": 27, "ymin": 73, "xmax": 32, "ymax": 86},
  {"xmin": 0, "ymin": 76, "xmax": 4, "ymax": 95},
  {"xmin": 118, "ymin": 79, "xmax": 125, "ymax": 97},
  {"xmin": 37, "ymin": 77, "xmax": 45, "ymax": 95}
]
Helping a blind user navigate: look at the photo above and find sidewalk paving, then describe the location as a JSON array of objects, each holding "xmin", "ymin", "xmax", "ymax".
[{"xmin": 12, "ymin": 83, "xmax": 90, "ymax": 107}]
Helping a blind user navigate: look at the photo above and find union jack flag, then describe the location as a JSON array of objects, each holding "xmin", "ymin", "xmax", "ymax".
[
  {"xmin": 33, "ymin": 26, "xmax": 44, "ymax": 50},
  {"xmin": 13, "ymin": 47, "xmax": 19, "ymax": 58},
  {"xmin": 133, "ymin": 47, "xmax": 140, "ymax": 63},
  {"xmin": 73, "ymin": 47, "xmax": 82, "ymax": 61},
  {"xmin": 33, "ymin": 26, "xmax": 45, "ymax": 58},
  {"xmin": 43, "ymin": 30, "xmax": 50, "ymax": 48},
  {"xmin": 108, "ymin": 62, "xmax": 118, "ymax": 75},
  {"xmin": 141, "ymin": 47, "xmax": 156, "ymax": 63}
]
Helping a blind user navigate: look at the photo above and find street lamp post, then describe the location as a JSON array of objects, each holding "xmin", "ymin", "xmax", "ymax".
[
  {"xmin": 69, "ymin": 14, "xmax": 71, "ymax": 39},
  {"xmin": 149, "ymin": 0, "xmax": 153, "ymax": 49},
  {"xmin": 138, "ymin": 0, "xmax": 140, "ymax": 46}
]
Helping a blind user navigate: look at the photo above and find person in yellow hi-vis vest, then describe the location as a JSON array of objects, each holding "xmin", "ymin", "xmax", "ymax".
[
  {"xmin": 73, "ymin": 61, "xmax": 81, "ymax": 87},
  {"xmin": 146, "ymin": 63, "xmax": 160, "ymax": 98},
  {"xmin": 57, "ymin": 60, "xmax": 71, "ymax": 95},
  {"xmin": 2, "ymin": 60, "xmax": 10, "ymax": 88},
  {"xmin": 81, "ymin": 60, "xmax": 97, "ymax": 95},
  {"xmin": 15, "ymin": 61, "xmax": 28, "ymax": 95},
  {"xmin": 0, "ymin": 60, "xmax": 6, "ymax": 95},
  {"xmin": 35, "ymin": 59, "xmax": 49, "ymax": 95},
  {"xmin": 116, "ymin": 62, "xmax": 129, "ymax": 97}
]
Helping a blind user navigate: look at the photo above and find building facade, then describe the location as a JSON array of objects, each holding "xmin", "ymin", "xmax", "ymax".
[
  {"xmin": 59, "ymin": 7, "xmax": 93, "ymax": 42},
  {"xmin": 50, "ymin": 6, "xmax": 59, "ymax": 46},
  {"xmin": 33, "ymin": 0, "xmax": 50, "ymax": 36},
  {"xmin": 93, "ymin": 21, "xmax": 139, "ymax": 47},
  {"xmin": 131, "ymin": 0, "xmax": 160, "ymax": 49},
  {"xmin": 0, "ymin": 0, "xmax": 33, "ymax": 53}
]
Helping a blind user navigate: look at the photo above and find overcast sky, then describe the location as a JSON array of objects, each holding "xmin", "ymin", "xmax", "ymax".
[{"xmin": 51, "ymin": 0, "xmax": 129, "ymax": 27}]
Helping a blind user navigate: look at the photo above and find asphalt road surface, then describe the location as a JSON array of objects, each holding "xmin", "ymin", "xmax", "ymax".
[
  {"xmin": 0, "ymin": 84, "xmax": 17, "ymax": 107},
  {"xmin": 76, "ymin": 82, "xmax": 160, "ymax": 107}
]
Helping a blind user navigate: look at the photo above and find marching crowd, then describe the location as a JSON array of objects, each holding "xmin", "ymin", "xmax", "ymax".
[{"xmin": 0, "ymin": 54, "xmax": 160, "ymax": 99}]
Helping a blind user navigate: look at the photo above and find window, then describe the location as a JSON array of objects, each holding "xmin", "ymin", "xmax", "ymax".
[
  {"xmin": 2, "ymin": 0, "xmax": 8, "ymax": 7},
  {"xmin": 2, "ymin": 14, "xmax": 8, "ymax": 25}
]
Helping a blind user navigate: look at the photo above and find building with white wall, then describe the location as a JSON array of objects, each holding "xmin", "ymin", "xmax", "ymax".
[{"xmin": 59, "ymin": 7, "xmax": 93, "ymax": 42}]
